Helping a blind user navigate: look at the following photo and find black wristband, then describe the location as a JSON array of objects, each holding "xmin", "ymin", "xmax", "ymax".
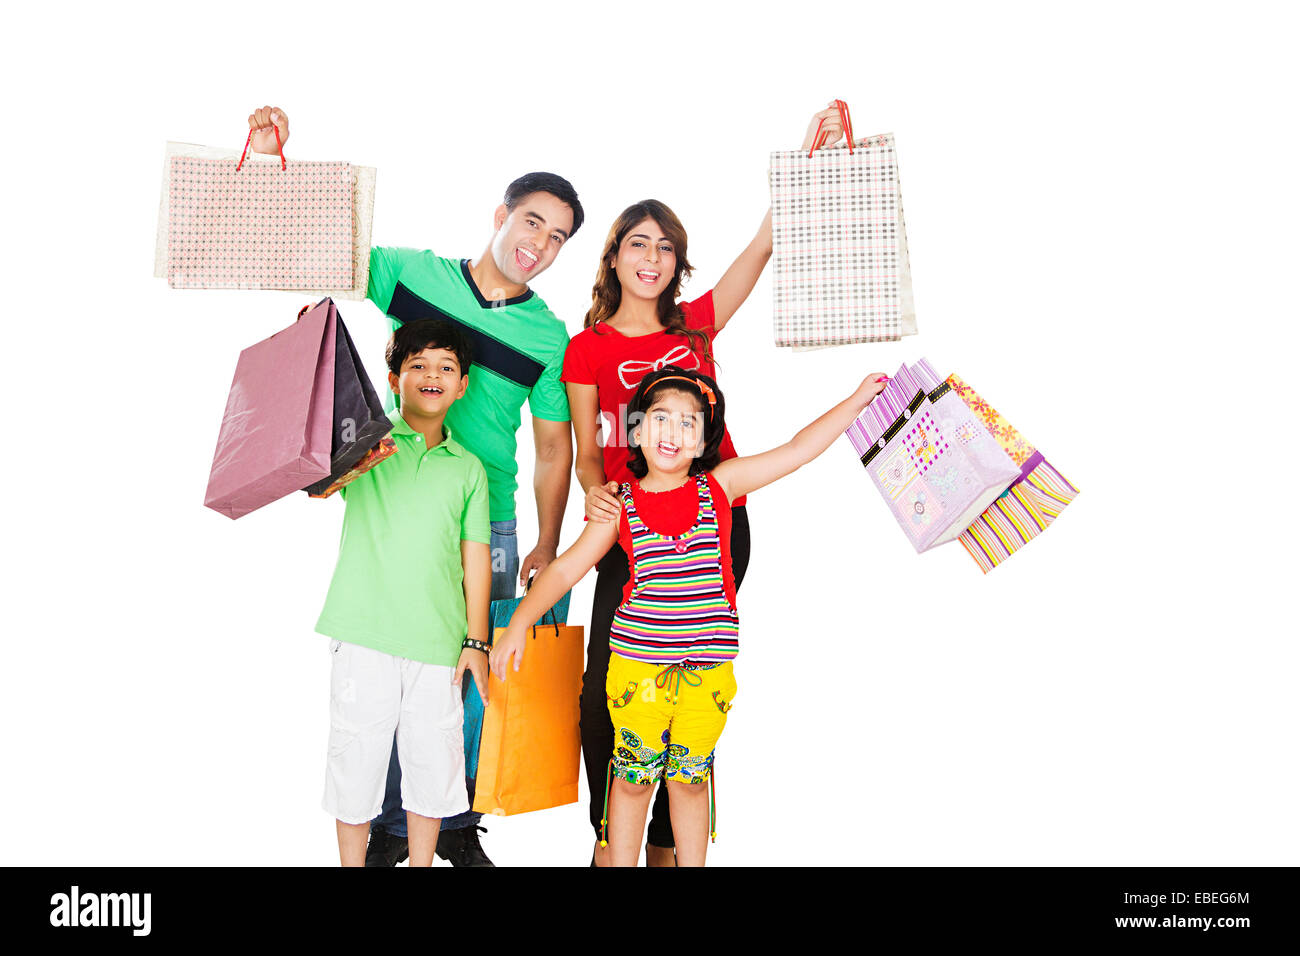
[{"xmin": 462, "ymin": 638, "xmax": 492, "ymax": 654}]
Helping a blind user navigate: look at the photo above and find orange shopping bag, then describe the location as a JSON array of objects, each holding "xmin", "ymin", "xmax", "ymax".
[{"xmin": 473, "ymin": 613, "xmax": 584, "ymax": 816}]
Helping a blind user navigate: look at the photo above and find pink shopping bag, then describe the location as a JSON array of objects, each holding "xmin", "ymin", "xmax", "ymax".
[{"xmin": 204, "ymin": 301, "xmax": 336, "ymax": 519}]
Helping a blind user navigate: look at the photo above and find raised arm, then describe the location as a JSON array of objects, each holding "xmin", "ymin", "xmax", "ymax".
[
  {"xmin": 711, "ymin": 102, "xmax": 849, "ymax": 331},
  {"xmin": 713, "ymin": 372, "xmax": 888, "ymax": 502},
  {"xmin": 490, "ymin": 517, "xmax": 619, "ymax": 678},
  {"xmin": 710, "ymin": 210, "xmax": 772, "ymax": 331},
  {"xmin": 567, "ymin": 382, "xmax": 621, "ymax": 523}
]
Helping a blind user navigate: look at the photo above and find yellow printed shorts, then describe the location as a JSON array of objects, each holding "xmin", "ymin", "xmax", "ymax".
[{"xmin": 605, "ymin": 654, "xmax": 737, "ymax": 785}]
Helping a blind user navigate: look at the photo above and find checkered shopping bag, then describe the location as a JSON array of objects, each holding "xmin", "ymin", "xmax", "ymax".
[
  {"xmin": 946, "ymin": 375, "xmax": 1080, "ymax": 573},
  {"xmin": 770, "ymin": 100, "xmax": 917, "ymax": 348},
  {"xmin": 845, "ymin": 359, "xmax": 1020, "ymax": 552},
  {"xmin": 154, "ymin": 130, "xmax": 375, "ymax": 298}
]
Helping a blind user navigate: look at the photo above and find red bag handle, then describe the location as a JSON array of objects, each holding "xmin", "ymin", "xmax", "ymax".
[
  {"xmin": 807, "ymin": 99, "xmax": 856, "ymax": 158},
  {"xmin": 237, "ymin": 124, "xmax": 286, "ymax": 171}
]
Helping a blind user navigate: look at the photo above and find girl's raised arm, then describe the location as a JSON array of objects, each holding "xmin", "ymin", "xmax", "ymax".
[
  {"xmin": 713, "ymin": 373, "xmax": 888, "ymax": 502},
  {"xmin": 490, "ymin": 516, "xmax": 620, "ymax": 678}
]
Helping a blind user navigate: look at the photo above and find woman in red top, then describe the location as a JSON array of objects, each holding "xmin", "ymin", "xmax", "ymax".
[{"xmin": 561, "ymin": 103, "xmax": 852, "ymax": 866}]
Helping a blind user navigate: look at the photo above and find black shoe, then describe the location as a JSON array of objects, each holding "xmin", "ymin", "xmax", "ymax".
[
  {"xmin": 436, "ymin": 825, "xmax": 495, "ymax": 867},
  {"xmin": 365, "ymin": 827, "xmax": 409, "ymax": 867}
]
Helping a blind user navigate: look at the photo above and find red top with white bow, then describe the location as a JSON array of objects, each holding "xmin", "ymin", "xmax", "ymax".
[{"xmin": 561, "ymin": 290, "xmax": 745, "ymax": 505}]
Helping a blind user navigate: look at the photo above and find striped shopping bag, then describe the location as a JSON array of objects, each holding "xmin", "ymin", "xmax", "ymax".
[
  {"xmin": 770, "ymin": 100, "xmax": 917, "ymax": 348},
  {"xmin": 946, "ymin": 375, "xmax": 1080, "ymax": 573}
]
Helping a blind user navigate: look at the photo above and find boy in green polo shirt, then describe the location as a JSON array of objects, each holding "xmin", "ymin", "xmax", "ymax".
[
  {"xmin": 247, "ymin": 104, "xmax": 582, "ymax": 865},
  {"xmin": 316, "ymin": 319, "xmax": 492, "ymax": 868}
]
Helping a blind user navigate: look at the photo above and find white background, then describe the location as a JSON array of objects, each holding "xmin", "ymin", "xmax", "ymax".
[{"xmin": 2, "ymin": 0, "xmax": 1296, "ymax": 866}]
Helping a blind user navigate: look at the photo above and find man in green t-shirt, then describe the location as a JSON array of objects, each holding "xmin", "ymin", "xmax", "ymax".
[{"xmin": 248, "ymin": 105, "xmax": 582, "ymax": 866}]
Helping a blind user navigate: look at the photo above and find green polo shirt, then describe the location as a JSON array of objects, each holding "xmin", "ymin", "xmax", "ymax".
[
  {"xmin": 315, "ymin": 409, "xmax": 491, "ymax": 667},
  {"xmin": 367, "ymin": 247, "xmax": 571, "ymax": 522}
]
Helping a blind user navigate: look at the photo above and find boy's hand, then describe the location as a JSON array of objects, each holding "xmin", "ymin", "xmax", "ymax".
[
  {"xmin": 453, "ymin": 647, "xmax": 489, "ymax": 703},
  {"xmin": 247, "ymin": 105, "xmax": 290, "ymax": 155},
  {"xmin": 857, "ymin": 372, "xmax": 889, "ymax": 406},
  {"xmin": 585, "ymin": 481, "xmax": 621, "ymax": 523},
  {"xmin": 801, "ymin": 101, "xmax": 845, "ymax": 152},
  {"xmin": 489, "ymin": 628, "xmax": 528, "ymax": 680}
]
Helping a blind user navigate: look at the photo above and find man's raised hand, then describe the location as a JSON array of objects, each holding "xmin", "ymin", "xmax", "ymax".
[{"xmin": 247, "ymin": 105, "xmax": 290, "ymax": 155}]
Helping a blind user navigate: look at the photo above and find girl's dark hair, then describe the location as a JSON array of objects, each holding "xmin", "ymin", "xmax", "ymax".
[
  {"xmin": 625, "ymin": 366, "xmax": 727, "ymax": 480},
  {"xmin": 385, "ymin": 319, "xmax": 473, "ymax": 377},
  {"xmin": 583, "ymin": 199, "xmax": 714, "ymax": 365}
]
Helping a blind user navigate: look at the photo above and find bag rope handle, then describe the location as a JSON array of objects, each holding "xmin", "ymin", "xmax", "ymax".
[
  {"xmin": 237, "ymin": 124, "xmax": 286, "ymax": 171},
  {"xmin": 807, "ymin": 99, "xmax": 855, "ymax": 158},
  {"xmin": 523, "ymin": 572, "xmax": 562, "ymax": 637}
]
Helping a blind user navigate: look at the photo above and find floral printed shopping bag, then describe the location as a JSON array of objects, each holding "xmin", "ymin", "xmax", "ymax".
[{"xmin": 947, "ymin": 375, "xmax": 1080, "ymax": 573}]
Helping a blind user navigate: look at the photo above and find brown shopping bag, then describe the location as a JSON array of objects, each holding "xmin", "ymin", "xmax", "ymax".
[
  {"xmin": 300, "ymin": 299, "xmax": 395, "ymax": 497},
  {"xmin": 473, "ymin": 612, "xmax": 584, "ymax": 816}
]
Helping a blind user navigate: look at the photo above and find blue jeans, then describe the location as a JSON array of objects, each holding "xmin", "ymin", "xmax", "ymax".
[{"xmin": 371, "ymin": 519, "xmax": 519, "ymax": 837}]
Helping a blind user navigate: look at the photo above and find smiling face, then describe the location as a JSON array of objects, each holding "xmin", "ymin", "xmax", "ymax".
[
  {"xmin": 388, "ymin": 347, "xmax": 468, "ymax": 419},
  {"xmin": 612, "ymin": 217, "xmax": 677, "ymax": 303},
  {"xmin": 489, "ymin": 191, "xmax": 575, "ymax": 286},
  {"xmin": 632, "ymin": 388, "xmax": 705, "ymax": 479}
]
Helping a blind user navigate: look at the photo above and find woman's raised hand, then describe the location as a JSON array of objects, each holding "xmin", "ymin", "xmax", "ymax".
[
  {"xmin": 247, "ymin": 105, "xmax": 290, "ymax": 155},
  {"xmin": 585, "ymin": 481, "xmax": 622, "ymax": 523},
  {"xmin": 801, "ymin": 101, "xmax": 845, "ymax": 152}
]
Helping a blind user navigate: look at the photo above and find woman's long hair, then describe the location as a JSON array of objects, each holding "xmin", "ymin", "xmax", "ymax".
[{"xmin": 583, "ymin": 199, "xmax": 714, "ymax": 365}]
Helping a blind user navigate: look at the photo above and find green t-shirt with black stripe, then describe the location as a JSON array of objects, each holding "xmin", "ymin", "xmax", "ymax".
[{"xmin": 367, "ymin": 248, "xmax": 571, "ymax": 522}]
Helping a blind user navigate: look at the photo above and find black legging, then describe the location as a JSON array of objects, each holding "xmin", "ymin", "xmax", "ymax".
[{"xmin": 579, "ymin": 505, "xmax": 751, "ymax": 848}]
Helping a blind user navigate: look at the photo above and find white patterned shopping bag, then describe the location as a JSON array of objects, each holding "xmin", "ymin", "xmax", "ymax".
[
  {"xmin": 153, "ymin": 131, "xmax": 375, "ymax": 298},
  {"xmin": 770, "ymin": 100, "xmax": 916, "ymax": 348}
]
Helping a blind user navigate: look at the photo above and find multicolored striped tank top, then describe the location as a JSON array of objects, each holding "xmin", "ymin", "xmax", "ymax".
[{"xmin": 609, "ymin": 473, "xmax": 740, "ymax": 664}]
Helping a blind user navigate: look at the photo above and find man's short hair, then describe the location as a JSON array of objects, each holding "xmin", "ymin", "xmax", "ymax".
[
  {"xmin": 385, "ymin": 319, "xmax": 473, "ymax": 378},
  {"xmin": 504, "ymin": 172, "xmax": 584, "ymax": 237}
]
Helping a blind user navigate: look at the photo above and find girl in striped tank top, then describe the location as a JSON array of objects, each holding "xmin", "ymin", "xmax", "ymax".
[{"xmin": 493, "ymin": 365, "xmax": 888, "ymax": 866}]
